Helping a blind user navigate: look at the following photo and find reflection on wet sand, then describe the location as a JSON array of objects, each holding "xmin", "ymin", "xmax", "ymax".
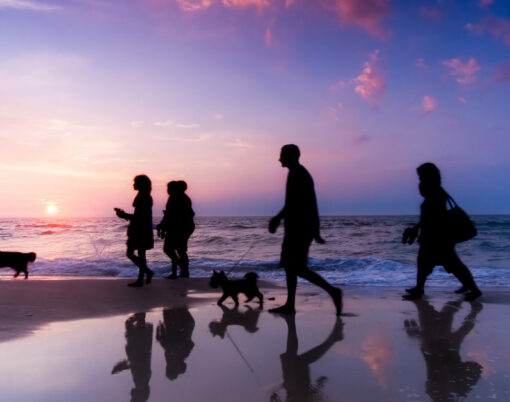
[
  {"xmin": 156, "ymin": 307, "xmax": 195, "ymax": 380},
  {"xmin": 271, "ymin": 315, "xmax": 344, "ymax": 402},
  {"xmin": 404, "ymin": 300, "xmax": 483, "ymax": 402},
  {"xmin": 112, "ymin": 313, "xmax": 153, "ymax": 402},
  {"xmin": 209, "ymin": 305, "xmax": 262, "ymax": 338}
]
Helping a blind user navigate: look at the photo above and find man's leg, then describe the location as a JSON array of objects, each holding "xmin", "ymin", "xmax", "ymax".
[
  {"xmin": 269, "ymin": 269, "xmax": 297, "ymax": 314},
  {"xmin": 298, "ymin": 268, "xmax": 342, "ymax": 316}
]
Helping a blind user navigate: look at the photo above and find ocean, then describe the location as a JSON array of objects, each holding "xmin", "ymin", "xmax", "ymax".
[{"xmin": 1, "ymin": 216, "xmax": 510, "ymax": 287}]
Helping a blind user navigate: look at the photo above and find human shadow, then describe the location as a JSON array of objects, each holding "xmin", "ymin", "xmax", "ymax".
[
  {"xmin": 112, "ymin": 313, "xmax": 153, "ymax": 402},
  {"xmin": 404, "ymin": 299, "xmax": 483, "ymax": 402},
  {"xmin": 209, "ymin": 305, "xmax": 262, "ymax": 339},
  {"xmin": 271, "ymin": 315, "xmax": 344, "ymax": 402},
  {"xmin": 156, "ymin": 307, "xmax": 195, "ymax": 381}
]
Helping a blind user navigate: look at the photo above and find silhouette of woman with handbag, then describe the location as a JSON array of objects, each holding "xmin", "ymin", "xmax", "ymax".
[{"xmin": 402, "ymin": 163, "xmax": 481, "ymax": 301}]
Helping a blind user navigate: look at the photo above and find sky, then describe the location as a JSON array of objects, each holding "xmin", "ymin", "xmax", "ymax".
[{"xmin": 0, "ymin": 0, "xmax": 509, "ymax": 217}]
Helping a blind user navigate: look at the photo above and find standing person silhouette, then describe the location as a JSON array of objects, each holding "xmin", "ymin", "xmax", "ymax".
[
  {"xmin": 402, "ymin": 163, "xmax": 481, "ymax": 301},
  {"xmin": 115, "ymin": 175, "xmax": 154, "ymax": 287},
  {"xmin": 268, "ymin": 144, "xmax": 343, "ymax": 315},
  {"xmin": 157, "ymin": 180, "xmax": 195, "ymax": 279}
]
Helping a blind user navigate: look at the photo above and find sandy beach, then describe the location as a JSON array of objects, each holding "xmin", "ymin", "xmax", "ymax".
[{"xmin": 0, "ymin": 278, "xmax": 509, "ymax": 401}]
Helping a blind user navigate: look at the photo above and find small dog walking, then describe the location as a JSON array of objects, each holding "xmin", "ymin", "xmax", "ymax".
[
  {"xmin": 209, "ymin": 271, "xmax": 263, "ymax": 306},
  {"xmin": 0, "ymin": 251, "xmax": 37, "ymax": 279}
]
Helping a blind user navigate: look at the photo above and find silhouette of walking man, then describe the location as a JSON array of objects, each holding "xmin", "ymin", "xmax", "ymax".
[
  {"xmin": 402, "ymin": 163, "xmax": 481, "ymax": 301},
  {"xmin": 115, "ymin": 175, "xmax": 154, "ymax": 287},
  {"xmin": 268, "ymin": 144, "xmax": 342, "ymax": 315},
  {"xmin": 157, "ymin": 180, "xmax": 195, "ymax": 279}
]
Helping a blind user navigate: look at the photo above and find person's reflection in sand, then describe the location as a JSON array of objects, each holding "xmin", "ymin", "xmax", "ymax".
[
  {"xmin": 209, "ymin": 305, "xmax": 262, "ymax": 338},
  {"xmin": 112, "ymin": 313, "xmax": 153, "ymax": 402},
  {"xmin": 156, "ymin": 307, "xmax": 195, "ymax": 380},
  {"xmin": 271, "ymin": 315, "xmax": 344, "ymax": 402},
  {"xmin": 404, "ymin": 300, "xmax": 483, "ymax": 402}
]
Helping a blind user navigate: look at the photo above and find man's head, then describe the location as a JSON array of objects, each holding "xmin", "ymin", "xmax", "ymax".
[{"xmin": 279, "ymin": 144, "xmax": 300, "ymax": 168}]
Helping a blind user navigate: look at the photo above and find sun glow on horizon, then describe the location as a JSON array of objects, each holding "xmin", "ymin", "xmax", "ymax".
[{"xmin": 45, "ymin": 204, "xmax": 59, "ymax": 216}]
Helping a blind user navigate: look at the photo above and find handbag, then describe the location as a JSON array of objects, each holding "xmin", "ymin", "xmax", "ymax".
[{"xmin": 444, "ymin": 191, "xmax": 477, "ymax": 243}]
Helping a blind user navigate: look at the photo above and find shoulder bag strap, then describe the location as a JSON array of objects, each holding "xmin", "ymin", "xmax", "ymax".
[{"xmin": 442, "ymin": 188, "xmax": 457, "ymax": 209}]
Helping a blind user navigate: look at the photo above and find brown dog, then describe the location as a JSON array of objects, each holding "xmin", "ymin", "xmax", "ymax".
[{"xmin": 0, "ymin": 252, "xmax": 36, "ymax": 279}]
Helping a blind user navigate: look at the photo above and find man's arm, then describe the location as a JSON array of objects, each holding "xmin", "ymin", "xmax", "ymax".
[{"xmin": 269, "ymin": 208, "xmax": 285, "ymax": 233}]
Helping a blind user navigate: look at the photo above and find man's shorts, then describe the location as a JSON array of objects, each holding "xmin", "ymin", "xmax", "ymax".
[{"xmin": 280, "ymin": 235, "xmax": 313, "ymax": 271}]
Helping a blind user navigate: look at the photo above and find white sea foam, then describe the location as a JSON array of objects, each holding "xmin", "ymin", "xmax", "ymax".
[{"xmin": 1, "ymin": 216, "xmax": 509, "ymax": 286}]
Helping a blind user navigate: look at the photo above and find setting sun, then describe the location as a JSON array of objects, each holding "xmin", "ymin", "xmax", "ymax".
[{"xmin": 45, "ymin": 204, "xmax": 59, "ymax": 215}]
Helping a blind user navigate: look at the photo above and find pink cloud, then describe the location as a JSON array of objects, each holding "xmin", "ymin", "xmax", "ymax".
[
  {"xmin": 222, "ymin": 0, "xmax": 270, "ymax": 7},
  {"xmin": 420, "ymin": 6, "xmax": 442, "ymax": 21},
  {"xmin": 466, "ymin": 17, "xmax": 510, "ymax": 47},
  {"xmin": 354, "ymin": 50, "xmax": 385, "ymax": 101},
  {"xmin": 442, "ymin": 57, "xmax": 481, "ymax": 85},
  {"xmin": 327, "ymin": 103, "xmax": 343, "ymax": 121},
  {"xmin": 265, "ymin": 25, "xmax": 273, "ymax": 46},
  {"xmin": 329, "ymin": 80, "xmax": 346, "ymax": 91},
  {"xmin": 458, "ymin": 96, "xmax": 467, "ymax": 104},
  {"xmin": 479, "ymin": 0, "xmax": 493, "ymax": 6},
  {"xmin": 414, "ymin": 57, "xmax": 427, "ymax": 69},
  {"xmin": 174, "ymin": 0, "xmax": 271, "ymax": 11},
  {"xmin": 493, "ymin": 61, "xmax": 510, "ymax": 83},
  {"xmin": 176, "ymin": 0, "xmax": 213, "ymax": 11},
  {"xmin": 422, "ymin": 95, "xmax": 437, "ymax": 114},
  {"xmin": 329, "ymin": 0, "xmax": 391, "ymax": 39}
]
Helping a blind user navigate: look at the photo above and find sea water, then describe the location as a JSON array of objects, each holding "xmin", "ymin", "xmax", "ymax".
[{"xmin": 1, "ymin": 216, "xmax": 509, "ymax": 287}]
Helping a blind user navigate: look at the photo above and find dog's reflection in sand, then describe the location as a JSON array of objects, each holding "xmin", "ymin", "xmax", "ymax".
[{"xmin": 209, "ymin": 304, "xmax": 262, "ymax": 338}]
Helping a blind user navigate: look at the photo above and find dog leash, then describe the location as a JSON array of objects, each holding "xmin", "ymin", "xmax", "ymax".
[
  {"xmin": 226, "ymin": 240, "xmax": 257, "ymax": 275},
  {"xmin": 226, "ymin": 330, "xmax": 256, "ymax": 374},
  {"xmin": 226, "ymin": 329, "xmax": 262, "ymax": 386}
]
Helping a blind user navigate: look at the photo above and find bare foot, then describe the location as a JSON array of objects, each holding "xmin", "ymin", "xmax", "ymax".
[
  {"xmin": 332, "ymin": 288, "xmax": 343, "ymax": 316},
  {"xmin": 464, "ymin": 289, "xmax": 482, "ymax": 301},
  {"xmin": 145, "ymin": 269, "xmax": 153, "ymax": 284},
  {"xmin": 402, "ymin": 290, "xmax": 423, "ymax": 300},
  {"xmin": 455, "ymin": 285, "xmax": 470, "ymax": 294},
  {"xmin": 269, "ymin": 305, "xmax": 296, "ymax": 315}
]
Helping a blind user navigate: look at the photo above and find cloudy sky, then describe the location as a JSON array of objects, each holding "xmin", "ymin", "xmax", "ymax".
[{"xmin": 1, "ymin": 0, "xmax": 509, "ymax": 217}]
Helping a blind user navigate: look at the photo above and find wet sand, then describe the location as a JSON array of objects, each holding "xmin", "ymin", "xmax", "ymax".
[{"xmin": 0, "ymin": 279, "xmax": 509, "ymax": 401}]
